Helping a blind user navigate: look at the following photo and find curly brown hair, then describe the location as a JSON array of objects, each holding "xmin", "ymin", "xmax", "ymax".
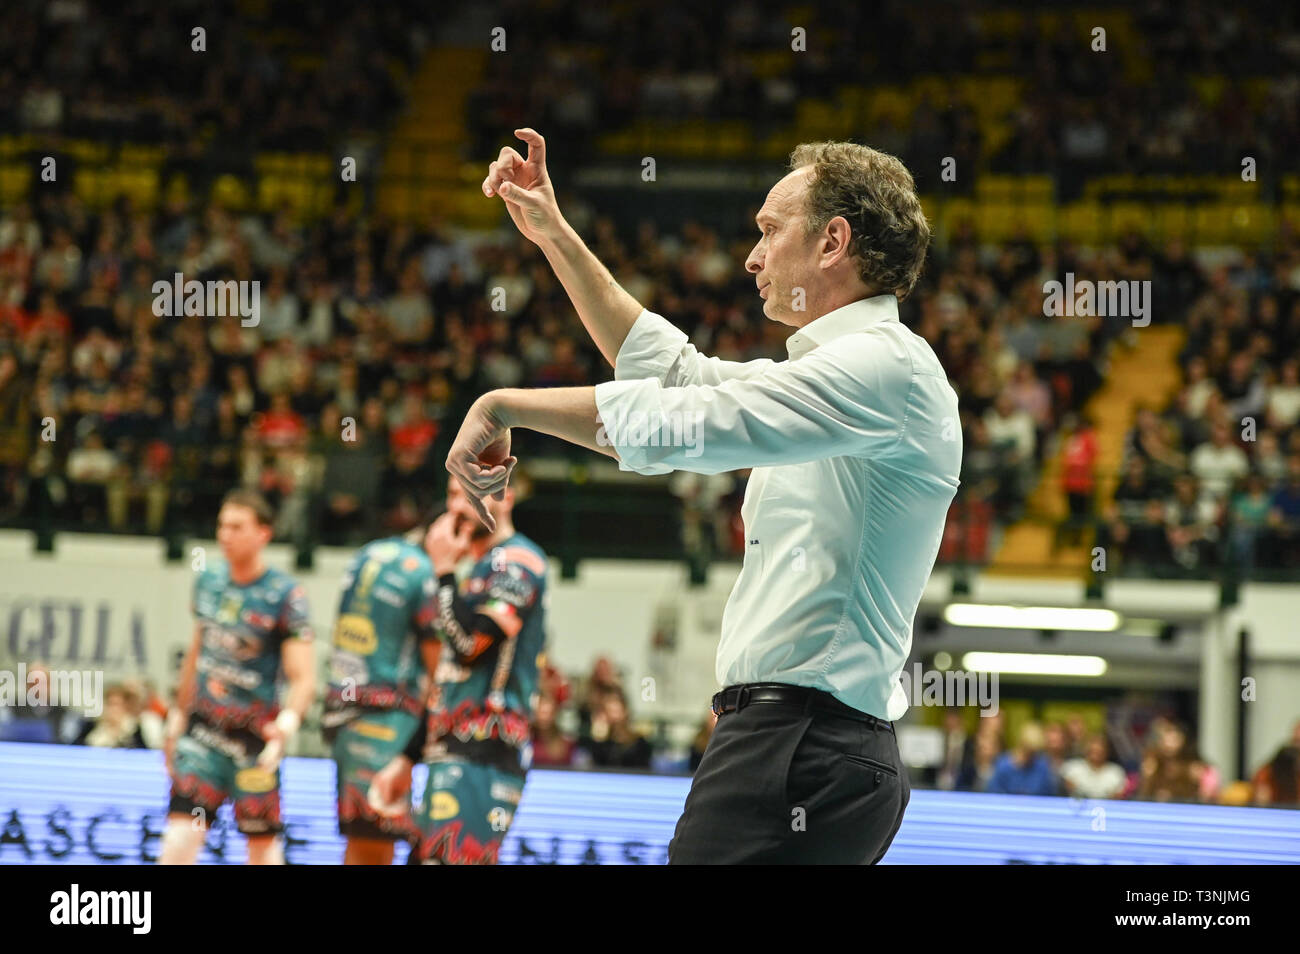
[{"xmin": 789, "ymin": 142, "xmax": 930, "ymax": 301}]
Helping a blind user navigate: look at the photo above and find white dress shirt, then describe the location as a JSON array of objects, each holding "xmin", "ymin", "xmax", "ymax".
[{"xmin": 593, "ymin": 294, "xmax": 961, "ymax": 721}]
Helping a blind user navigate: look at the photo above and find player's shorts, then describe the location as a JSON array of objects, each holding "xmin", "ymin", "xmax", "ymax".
[
  {"xmin": 168, "ymin": 716, "xmax": 282, "ymax": 836},
  {"xmin": 410, "ymin": 742, "xmax": 526, "ymax": 865},
  {"xmin": 328, "ymin": 708, "xmax": 422, "ymax": 840}
]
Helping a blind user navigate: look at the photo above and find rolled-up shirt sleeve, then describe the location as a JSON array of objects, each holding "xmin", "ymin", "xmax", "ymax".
[
  {"xmin": 615, "ymin": 308, "xmax": 777, "ymax": 388},
  {"xmin": 595, "ymin": 325, "xmax": 910, "ymax": 475}
]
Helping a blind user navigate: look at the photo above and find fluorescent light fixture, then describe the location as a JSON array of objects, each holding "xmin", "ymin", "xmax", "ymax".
[
  {"xmin": 942, "ymin": 603, "xmax": 1121, "ymax": 631},
  {"xmin": 961, "ymin": 651, "xmax": 1108, "ymax": 677}
]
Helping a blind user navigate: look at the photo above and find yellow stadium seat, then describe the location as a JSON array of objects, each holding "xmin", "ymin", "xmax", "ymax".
[
  {"xmin": 1108, "ymin": 201, "xmax": 1152, "ymax": 238},
  {"xmin": 1059, "ymin": 202, "xmax": 1102, "ymax": 244},
  {"xmin": 1019, "ymin": 175, "xmax": 1055, "ymax": 202},
  {"xmin": 1017, "ymin": 202, "xmax": 1056, "ymax": 243},
  {"xmin": 1153, "ymin": 204, "xmax": 1191, "ymax": 242},
  {"xmin": 0, "ymin": 164, "xmax": 32, "ymax": 204},
  {"xmin": 938, "ymin": 198, "xmax": 978, "ymax": 242},
  {"xmin": 976, "ymin": 176, "xmax": 1019, "ymax": 202}
]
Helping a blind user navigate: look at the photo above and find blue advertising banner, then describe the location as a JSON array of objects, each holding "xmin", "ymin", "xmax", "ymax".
[{"xmin": 1, "ymin": 743, "xmax": 1297, "ymax": 864}]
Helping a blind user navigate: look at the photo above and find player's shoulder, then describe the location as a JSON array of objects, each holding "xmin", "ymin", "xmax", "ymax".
[
  {"xmin": 358, "ymin": 536, "xmax": 409, "ymax": 563},
  {"xmin": 261, "ymin": 565, "xmax": 306, "ymax": 600},
  {"xmin": 395, "ymin": 538, "xmax": 434, "ymax": 575},
  {"xmin": 494, "ymin": 533, "xmax": 549, "ymax": 580},
  {"xmin": 195, "ymin": 559, "xmax": 230, "ymax": 590}
]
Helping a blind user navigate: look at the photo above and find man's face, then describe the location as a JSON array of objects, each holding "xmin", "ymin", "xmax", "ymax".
[
  {"xmin": 745, "ymin": 168, "xmax": 819, "ymax": 327},
  {"xmin": 216, "ymin": 503, "xmax": 271, "ymax": 564},
  {"xmin": 446, "ymin": 478, "xmax": 505, "ymax": 539}
]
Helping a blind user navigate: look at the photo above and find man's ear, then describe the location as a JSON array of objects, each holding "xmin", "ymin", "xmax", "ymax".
[{"xmin": 821, "ymin": 215, "xmax": 854, "ymax": 266}]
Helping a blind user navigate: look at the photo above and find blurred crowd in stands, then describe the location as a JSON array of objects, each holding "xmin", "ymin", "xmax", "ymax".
[
  {"xmin": 4, "ymin": 185, "xmax": 1300, "ymax": 575},
  {"xmin": 1, "ymin": 1, "xmax": 421, "ymax": 152},
  {"xmin": 472, "ymin": 0, "xmax": 1300, "ymax": 191},
  {"xmin": 923, "ymin": 704, "xmax": 1300, "ymax": 808},
  {"xmin": 1100, "ymin": 267, "xmax": 1300, "ymax": 576}
]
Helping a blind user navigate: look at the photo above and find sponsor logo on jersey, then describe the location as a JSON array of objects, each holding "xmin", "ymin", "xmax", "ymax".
[
  {"xmin": 333, "ymin": 613, "xmax": 378, "ymax": 654},
  {"xmin": 355, "ymin": 719, "xmax": 398, "ymax": 742},
  {"xmin": 430, "ymin": 791, "xmax": 460, "ymax": 821},
  {"xmin": 241, "ymin": 608, "xmax": 276, "ymax": 630},
  {"xmin": 235, "ymin": 767, "xmax": 277, "ymax": 793},
  {"xmin": 489, "ymin": 781, "xmax": 523, "ymax": 805}
]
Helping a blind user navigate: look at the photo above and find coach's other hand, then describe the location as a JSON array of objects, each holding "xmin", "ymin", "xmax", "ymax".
[
  {"xmin": 483, "ymin": 128, "xmax": 564, "ymax": 245},
  {"xmin": 425, "ymin": 511, "xmax": 474, "ymax": 577},
  {"xmin": 446, "ymin": 393, "xmax": 516, "ymax": 533}
]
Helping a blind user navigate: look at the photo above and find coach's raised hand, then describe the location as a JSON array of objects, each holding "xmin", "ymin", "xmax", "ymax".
[
  {"xmin": 445, "ymin": 393, "xmax": 517, "ymax": 532},
  {"xmin": 483, "ymin": 128, "xmax": 564, "ymax": 245}
]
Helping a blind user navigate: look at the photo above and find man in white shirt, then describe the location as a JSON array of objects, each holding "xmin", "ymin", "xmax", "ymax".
[
  {"xmin": 1060, "ymin": 734, "xmax": 1127, "ymax": 800},
  {"xmin": 445, "ymin": 128, "xmax": 960, "ymax": 864}
]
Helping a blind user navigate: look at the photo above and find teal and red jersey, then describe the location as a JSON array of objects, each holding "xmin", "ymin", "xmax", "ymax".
[
  {"xmin": 325, "ymin": 536, "xmax": 439, "ymax": 720},
  {"xmin": 428, "ymin": 532, "xmax": 549, "ymax": 754},
  {"xmin": 191, "ymin": 562, "xmax": 313, "ymax": 734}
]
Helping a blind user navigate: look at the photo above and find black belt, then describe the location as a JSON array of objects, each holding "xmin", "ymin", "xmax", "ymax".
[{"xmin": 710, "ymin": 683, "xmax": 893, "ymax": 732}]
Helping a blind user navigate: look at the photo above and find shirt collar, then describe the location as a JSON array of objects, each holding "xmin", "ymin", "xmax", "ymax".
[{"xmin": 785, "ymin": 294, "xmax": 900, "ymax": 360}]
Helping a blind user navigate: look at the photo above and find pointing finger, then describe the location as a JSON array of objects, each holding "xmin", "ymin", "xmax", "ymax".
[
  {"xmin": 468, "ymin": 490, "xmax": 496, "ymax": 533},
  {"xmin": 514, "ymin": 128, "xmax": 546, "ymax": 168}
]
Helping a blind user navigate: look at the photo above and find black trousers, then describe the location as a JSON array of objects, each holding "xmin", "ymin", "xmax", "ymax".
[{"xmin": 668, "ymin": 687, "xmax": 910, "ymax": 864}]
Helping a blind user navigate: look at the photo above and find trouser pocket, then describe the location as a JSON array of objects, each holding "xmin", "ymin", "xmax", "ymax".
[{"xmin": 843, "ymin": 751, "xmax": 899, "ymax": 777}]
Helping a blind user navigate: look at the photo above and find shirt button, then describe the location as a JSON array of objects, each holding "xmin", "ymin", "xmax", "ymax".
[{"xmin": 875, "ymin": 771, "xmax": 883, "ymax": 785}]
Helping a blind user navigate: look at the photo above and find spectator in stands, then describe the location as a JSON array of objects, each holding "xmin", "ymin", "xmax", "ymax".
[
  {"xmin": 1252, "ymin": 745, "xmax": 1299, "ymax": 807},
  {"xmin": 984, "ymin": 391, "xmax": 1036, "ymax": 504},
  {"xmin": 1189, "ymin": 421, "xmax": 1249, "ymax": 505},
  {"xmin": 1043, "ymin": 721, "xmax": 1071, "ymax": 776},
  {"xmin": 1056, "ymin": 412, "xmax": 1098, "ymax": 551},
  {"xmin": 986, "ymin": 722, "xmax": 1059, "ymax": 796},
  {"xmin": 1263, "ymin": 456, "xmax": 1300, "ymax": 567},
  {"xmin": 1266, "ymin": 359, "xmax": 1300, "ymax": 431},
  {"xmin": 1060, "ymin": 733, "xmax": 1127, "ymax": 799},
  {"xmin": 315, "ymin": 405, "xmax": 384, "ymax": 545},
  {"xmin": 1250, "ymin": 721, "xmax": 1300, "ymax": 807},
  {"xmin": 530, "ymin": 694, "xmax": 576, "ymax": 768},
  {"xmin": 1253, "ymin": 430, "xmax": 1288, "ymax": 485},
  {"xmin": 76, "ymin": 683, "xmax": 147, "ymax": 749},
  {"xmin": 1064, "ymin": 713, "xmax": 1090, "ymax": 759},
  {"xmin": 1227, "ymin": 473, "xmax": 1273, "ymax": 572},
  {"xmin": 581, "ymin": 689, "xmax": 652, "ymax": 770},
  {"xmin": 1164, "ymin": 474, "xmax": 1220, "ymax": 573},
  {"xmin": 577, "ymin": 656, "xmax": 623, "ymax": 738},
  {"xmin": 1138, "ymin": 719, "xmax": 1203, "ymax": 803},
  {"xmin": 1127, "ymin": 406, "xmax": 1186, "ymax": 487},
  {"xmin": 384, "ymin": 260, "xmax": 434, "ymax": 344},
  {"xmin": 957, "ymin": 730, "xmax": 1002, "ymax": 793},
  {"xmin": 935, "ymin": 708, "xmax": 973, "ymax": 791}
]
